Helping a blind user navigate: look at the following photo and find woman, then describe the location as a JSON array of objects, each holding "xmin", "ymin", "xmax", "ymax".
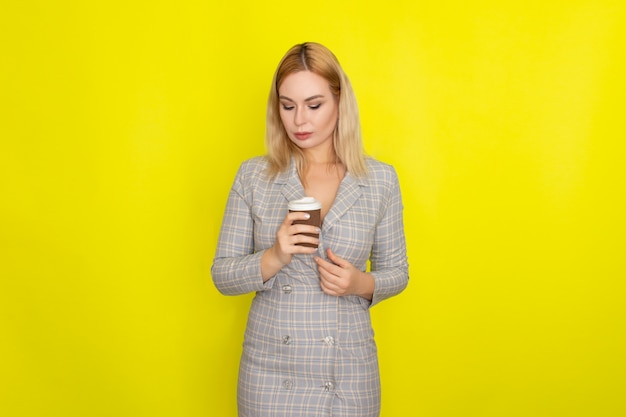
[{"xmin": 212, "ymin": 42, "xmax": 408, "ymax": 417}]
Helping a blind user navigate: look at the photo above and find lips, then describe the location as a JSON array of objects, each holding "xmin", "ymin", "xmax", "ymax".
[{"xmin": 294, "ymin": 132, "xmax": 312, "ymax": 140}]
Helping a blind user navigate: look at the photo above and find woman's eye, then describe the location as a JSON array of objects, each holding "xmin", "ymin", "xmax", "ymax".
[
  {"xmin": 282, "ymin": 104, "xmax": 295, "ymax": 111},
  {"xmin": 309, "ymin": 104, "xmax": 321, "ymax": 110}
]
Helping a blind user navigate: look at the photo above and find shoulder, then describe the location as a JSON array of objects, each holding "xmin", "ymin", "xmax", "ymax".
[
  {"xmin": 363, "ymin": 157, "xmax": 399, "ymax": 185},
  {"xmin": 234, "ymin": 156, "xmax": 272, "ymax": 182},
  {"xmin": 229, "ymin": 156, "xmax": 274, "ymax": 196},
  {"xmin": 238, "ymin": 156, "xmax": 270, "ymax": 174}
]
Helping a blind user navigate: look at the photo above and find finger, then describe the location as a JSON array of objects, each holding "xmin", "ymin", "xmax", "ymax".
[
  {"xmin": 315, "ymin": 256, "xmax": 343, "ymax": 277},
  {"xmin": 290, "ymin": 224, "xmax": 321, "ymax": 237},
  {"xmin": 320, "ymin": 277, "xmax": 345, "ymax": 296},
  {"xmin": 290, "ymin": 231, "xmax": 319, "ymax": 248},
  {"xmin": 282, "ymin": 211, "xmax": 311, "ymax": 227},
  {"xmin": 315, "ymin": 257, "xmax": 335, "ymax": 277},
  {"xmin": 319, "ymin": 275, "xmax": 340, "ymax": 295},
  {"xmin": 318, "ymin": 265, "xmax": 335, "ymax": 281},
  {"xmin": 277, "ymin": 234, "xmax": 317, "ymax": 255},
  {"xmin": 293, "ymin": 246, "xmax": 318, "ymax": 255},
  {"xmin": 319, "ymin": 280, "xmax": 334, "ymax": 295},
  {"xmin": 325, "ymin": 248, "xmax": 346, "ymax": 267},
  {"xmin": 317, "ymin": 266, "xmax": 344, "ymax": 290},
  {"xmin": 289, "ymin": 232, "xmax": 318, "ymax": 248}
]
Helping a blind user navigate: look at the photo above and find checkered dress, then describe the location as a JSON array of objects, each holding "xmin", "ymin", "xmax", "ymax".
[{"xmin": 212, "ymin": 156, "xmax": 408, "ymax": 417}]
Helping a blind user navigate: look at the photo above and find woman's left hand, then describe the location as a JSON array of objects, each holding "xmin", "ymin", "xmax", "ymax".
[{"xmin": 314, "ymin": 248, "xmax": 374, "ymax": 300}]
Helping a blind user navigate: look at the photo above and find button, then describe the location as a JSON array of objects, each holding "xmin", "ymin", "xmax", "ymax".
[
  {"xmin": 282, "ymin": 335, "xmax": 292, "ymax": 345},
  {"xmin": 283, "ymin": 379, "xmax": 293, "ymax": 390},
  {"xmin": 323, "ymin": 381, "xmax": 335, "ymax": 392},
  {"xmin": 323, "ymin": 336, "xmax": 335, "ymax": 346},
  {"xmin": 282, "ymin": 285, "xmax": 292, "ymax": 294}
]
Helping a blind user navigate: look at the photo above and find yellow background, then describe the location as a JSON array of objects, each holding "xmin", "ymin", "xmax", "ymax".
[{"xmin": 2, "ymin": 1, "xmax": 625, "ymax": 416}]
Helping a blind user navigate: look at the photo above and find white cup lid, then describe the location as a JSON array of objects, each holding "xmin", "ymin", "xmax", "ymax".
[{"xmin": 288, "ymin": 196, "xmax": 321, "ymax": 211}]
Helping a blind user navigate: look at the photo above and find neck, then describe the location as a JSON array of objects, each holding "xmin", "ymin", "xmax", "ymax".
[
  {"xmin": 303, "ymin": 146, "xmax": 337, "ymax": 165},
  {"xmin": 308, "ymin": 159, "xmax": 338, "ymax": 165}
]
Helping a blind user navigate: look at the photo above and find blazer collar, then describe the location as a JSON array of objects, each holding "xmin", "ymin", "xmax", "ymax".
[
  {"xmin": 274, "ymin": 158, "xmax": 367, "ymax": 231},
  {"xmin": 275, "ymin": 159, "xmax": 304, "ymax": 204},
  {"xmin": 323, "ymin": 171, "xmax": 364, "ymax": 232}
]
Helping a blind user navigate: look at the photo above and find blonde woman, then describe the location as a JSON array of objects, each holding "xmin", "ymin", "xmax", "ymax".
[{"xmin": 212, "ymin": 42, "xmax": 408, "ymax": 417}]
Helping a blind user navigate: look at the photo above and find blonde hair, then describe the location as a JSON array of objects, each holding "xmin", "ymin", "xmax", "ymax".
[{"xmin": 265, "ymin": 42, "xmax": 366, "ymax": 178}]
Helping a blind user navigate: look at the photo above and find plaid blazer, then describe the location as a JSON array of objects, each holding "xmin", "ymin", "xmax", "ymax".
[{"xmin": 212, "ymin": 156, "xmax": 408, "ymax": 417}]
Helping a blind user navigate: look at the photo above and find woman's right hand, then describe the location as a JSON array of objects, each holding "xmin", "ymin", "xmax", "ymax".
[{"xmin": 261, "ymin": 212, "xmax": 320, "ymax": 280}]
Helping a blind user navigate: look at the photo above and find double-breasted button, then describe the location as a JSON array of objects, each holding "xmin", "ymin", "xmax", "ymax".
[
  {"xmin": 283, "ymin": 379, "xmax": 293, "ymax": 390},
  {"xmin": 323, "ymin": 336, "xmax": 336, "ymax": 346},
  {"xmin": 281, "ymin": 285, "xmax": 292, "ymax": 294},
  {"xmin": 323, "ymin": 381, "xmax": 335, "ymax": 392},
  {"xmin": 282, "ymin": 335, "xmax": 292, "ymax": 345}
]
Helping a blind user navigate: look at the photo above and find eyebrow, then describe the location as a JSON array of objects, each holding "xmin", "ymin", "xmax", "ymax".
[{"xmin": 279, "ymin": 94, "xmax": 325, "ymax": 103}]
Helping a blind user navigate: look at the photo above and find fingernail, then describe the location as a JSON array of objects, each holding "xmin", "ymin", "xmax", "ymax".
[
  {"xmin": 316, "ymin": 227, "xmax": 321, "ymax": 233},
  {"xmin": 304, "ymin": 213, "xmax": 310, "ymax": 219}
]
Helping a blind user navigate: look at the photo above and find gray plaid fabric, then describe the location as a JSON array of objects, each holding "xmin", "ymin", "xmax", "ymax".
[{"xmin": 212, "ymin": 156, "xmax": 409, "ymax": 417}]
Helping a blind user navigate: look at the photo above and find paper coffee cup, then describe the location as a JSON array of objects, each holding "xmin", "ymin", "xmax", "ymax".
[{"xmin": 288, "ymin": 197, "xmax": 321, "ymax": 248}]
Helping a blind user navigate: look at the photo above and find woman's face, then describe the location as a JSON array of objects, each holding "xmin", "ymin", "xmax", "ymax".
[{"xmin": 278, "ymin": 71, "xmax": 338, "ymax": 153}]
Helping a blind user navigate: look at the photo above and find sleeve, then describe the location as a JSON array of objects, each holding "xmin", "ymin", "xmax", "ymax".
[
  {"xmin": 211, "ymin": 163, "xmax": 276, "ymax": 296},
  {"xmin": 367, "ymin": 166, "xmax": 409, "ymax": 307}
]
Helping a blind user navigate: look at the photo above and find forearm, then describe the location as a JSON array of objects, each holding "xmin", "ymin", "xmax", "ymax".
[
  {"xmin": 368, "ymin": 266, "xmax": 409, "ymax": 306},
  {"xmin": 356, "ymin": 271, "xmax": 375, "ymax": 301},
  {"xmin": 260, "ymin": 246, "xmax": 288, "ymax": 282},
  {"xmin": 211, "ymin": 251, "xmax": 267, "ymax": 295}
]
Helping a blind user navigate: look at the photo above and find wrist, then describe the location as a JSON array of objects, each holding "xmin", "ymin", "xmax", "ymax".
[
  {"xmin": 269, "ymin": 245, "xmax": 291, "ymax": 268},
  {"xmin": 261, "ymin": 247, "xmax": 289, "ymax": 281},
  {"xmin": 357, "ymin": 272, "xmax": 375, "ymax": 301}
]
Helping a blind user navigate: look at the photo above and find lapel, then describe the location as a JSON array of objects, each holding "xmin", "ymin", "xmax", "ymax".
[
  {"xmin": 322, "ymin": 171, "xmax": 366, "ymax": 232},
  {"xmin": 274, "ymin": 158, "xmax": 367, "ymax": 231},
  {"xmin": 275, "ymin": 159, "xmax": 305, "ymax": 204}
]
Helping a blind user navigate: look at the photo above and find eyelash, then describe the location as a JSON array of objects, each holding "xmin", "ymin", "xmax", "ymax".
[{"xmin": 281, "ymin": 104, "xmax": 322, "ymax": 111}]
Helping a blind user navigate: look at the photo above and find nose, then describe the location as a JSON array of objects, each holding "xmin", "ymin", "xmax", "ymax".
[{"xmin": 294, "ymin": 107, "xmax": 306, "ymax": 126}]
